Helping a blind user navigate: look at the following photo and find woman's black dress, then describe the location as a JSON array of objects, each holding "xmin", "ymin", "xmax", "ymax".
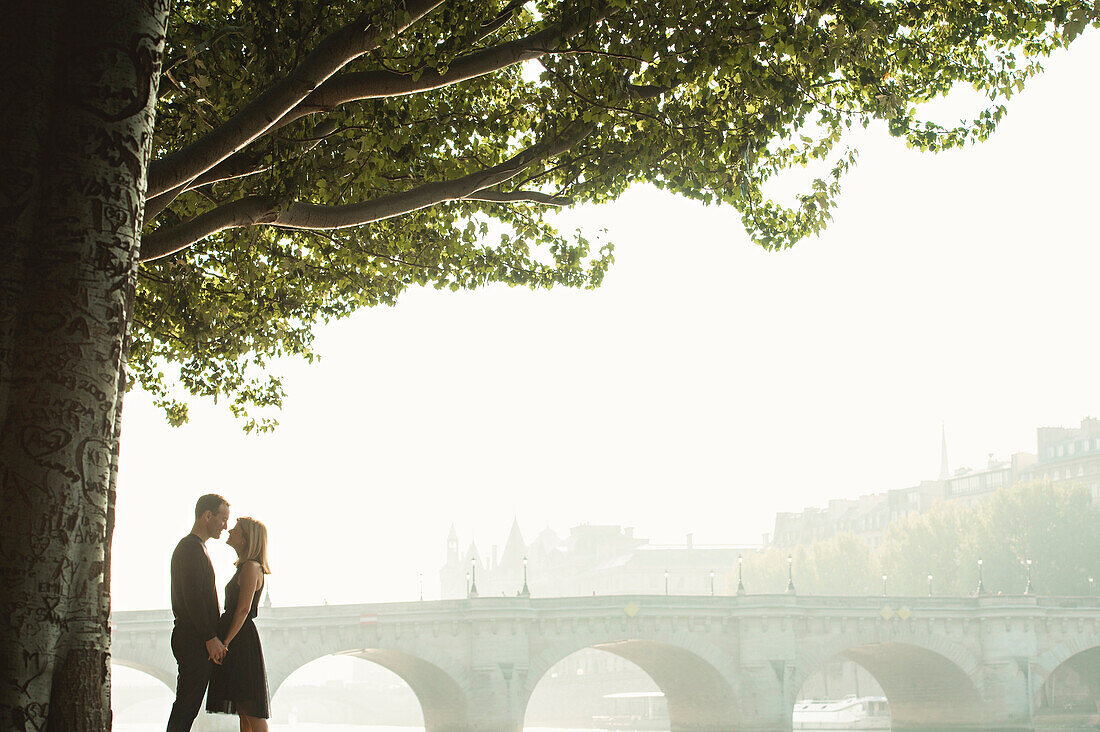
[{"xmin": 206, "ymin": 563, "xmax": 269, "ymax": 718}]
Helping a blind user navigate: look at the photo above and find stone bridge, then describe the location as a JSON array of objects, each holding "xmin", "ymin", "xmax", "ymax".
[{"xmin": 111, "ymin": 594, "xmax": 1100, "ymax": 731}]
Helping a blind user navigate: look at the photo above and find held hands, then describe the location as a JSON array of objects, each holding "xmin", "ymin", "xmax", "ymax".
[{"xmin": 206, "ymin": 637, "xmax": 227, "ymax": 664}]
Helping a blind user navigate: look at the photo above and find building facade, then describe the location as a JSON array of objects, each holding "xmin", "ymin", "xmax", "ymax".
[
  {"xmin": 942, "ymin": 454, "xmax": 1034, "ymax": 506},
  {"xmin": 440, "ymin": 521, "xmax": 759, "ymax": 600},
  {"xmin": 1017, "ymin": 418, "xmax": 1100, "ymax": 501},
  {"xmin": 769, "ymin": 418, "xmax": 1100, "ymax": 549}
]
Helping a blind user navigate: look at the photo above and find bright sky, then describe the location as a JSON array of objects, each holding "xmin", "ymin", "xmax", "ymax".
[{"xmin": 112, "ymin": 33, "xmax": 1100, "ymax": 611}]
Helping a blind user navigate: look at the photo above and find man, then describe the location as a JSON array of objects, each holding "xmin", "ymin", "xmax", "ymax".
[{"xmin": 166, "ymin": 494, "xmax": 230, "ymax": 731}]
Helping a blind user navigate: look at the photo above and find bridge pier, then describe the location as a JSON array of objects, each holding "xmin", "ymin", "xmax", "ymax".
[{"xmin": 434, "ymin": 665, "xmax": 522, "ymax": 732}]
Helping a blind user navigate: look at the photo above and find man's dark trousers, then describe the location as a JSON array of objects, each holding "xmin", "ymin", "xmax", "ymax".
[{"xmin": 165, "ymin": 626, "xmax": 212, "ymax": 731}]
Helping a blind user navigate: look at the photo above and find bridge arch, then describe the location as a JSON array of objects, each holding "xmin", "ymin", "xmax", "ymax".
[
  {"xmin": 110, "ymin": 656, "xmax": 176, "ymax": 691},
  {"xmin": 265, "ymin": 637, "xmax": 469, "ymax": 730},
  {"xmin": 523, "ymin": 628, "xmax": 741, "ymax": 731},
  {"xmin": 271, "ymin": 654, "xmax": 424, "ymax": 727},
  {"xmin": 110, "ymin": 663, "xmax": 176, "ymax": 723},
  {"xmin": 1035, "ymin": 634, "xmax": 1100, "ymax": 714},
  {"xmin": 1035, "ymin": 631, "xmax": 1100, "ymax": 682},
  {"xmin": 792, "ymin": 634, "xmax": 985, "ymax": 730}
]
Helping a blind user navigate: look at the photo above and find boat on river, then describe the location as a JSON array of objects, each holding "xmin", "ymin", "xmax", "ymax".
[
  {"xmin": 793, "ymin": 696, "xmax": 890, "ymax": 730},
  {"xmin": 593, "ymin": 690, "xmax": 669, "ymax": 730}
]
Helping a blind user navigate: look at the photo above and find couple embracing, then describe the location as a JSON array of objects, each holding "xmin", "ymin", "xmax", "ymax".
[{"xmin": 166, "ymin": 494, "xmax": 271, "ymax": 732}]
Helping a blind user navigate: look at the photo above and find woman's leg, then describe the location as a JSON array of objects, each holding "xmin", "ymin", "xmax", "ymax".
[
  {"xmin": 237, "ymin": 714, "xmax": 251, "ymax": 732},
  {"xmin": 241, "ymin": 714, "xmax": 267, "ymax": 732}
]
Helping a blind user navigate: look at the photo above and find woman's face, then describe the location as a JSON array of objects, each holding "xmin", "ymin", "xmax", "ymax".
[{"xmin": 226, "ymin": 521, "xmax": 245, "ymax": 552}]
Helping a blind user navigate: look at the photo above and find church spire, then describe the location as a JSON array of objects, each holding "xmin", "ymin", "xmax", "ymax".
[
  {"xmin": 501, "ymin": 516, "xmax": 527, "ymax": 568},
  {"xmin": 939, "ymin": 423, "xmax": 950, "ymax": 481}
]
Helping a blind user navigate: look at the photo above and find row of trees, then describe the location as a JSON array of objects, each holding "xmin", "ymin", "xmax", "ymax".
[{"xmin": 738, "ymin": 482, "xmax": 1100, "ymax": 597}]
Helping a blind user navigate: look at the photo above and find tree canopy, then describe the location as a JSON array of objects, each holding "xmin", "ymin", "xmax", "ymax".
[
  {"xmin": 741, "ymin": 533, "xmax": 879, "ymax": 595},
  {"xmin": 135, "ymin": 0, "xmax": 1098, "ymax": 429},
  {"xmin": 881, "ymin": 481, "xmax": 1100, "ymax": 596},
  {"xmin": 741, "ymin": 482, "xmax": 1100, "ymax": 597}
]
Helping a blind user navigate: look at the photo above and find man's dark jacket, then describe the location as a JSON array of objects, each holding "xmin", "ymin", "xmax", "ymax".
[{"xmin": 170, "ymin": 534, "xmax": 219, "ymax": 640}]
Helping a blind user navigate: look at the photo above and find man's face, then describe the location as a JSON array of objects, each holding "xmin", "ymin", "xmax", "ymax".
[{"xmin": 207, "ymin": 503, "xmax": 230, "ymax": 539}]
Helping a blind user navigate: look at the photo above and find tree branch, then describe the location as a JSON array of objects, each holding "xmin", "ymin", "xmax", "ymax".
[
  {"xmin": 275, "ymin": 122, "xmax": 592, "ymax": 229},
  {"xmin": 147, "ymin": 0, "xmax": 446, "ymax": 198},
  {"xmin": 144, "ymin": 152, "xmax": 266, "ymax": 222},
  {"xmin": 140, "ymin": 196, "xmax": 277, "ymax": 261},
  {"xmin": 478, "ymin": 0, "xmax": 528, "ymax": 40},
  {"xmin": 143, "ymin": 183, "xmax": 189, "ymax": 224},
  {"xmin": 144, "ymin": 118, "xmax": 340, "ymax": 224},
  {"xmin": 465, "ymin": 190, "xmax": 573, "ymax": 206},
  {"xmin": 140, "ymin": 123, "xmax": 593, "ymax": 261},
  {"xmin": 266, "ymin": 4, "xmax": 608, "ymax": 131}
]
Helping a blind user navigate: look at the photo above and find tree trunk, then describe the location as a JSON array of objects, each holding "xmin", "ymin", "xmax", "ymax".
[{"xmin": 0, "ymin": 2, "xmax": 169, "ymax": 729}]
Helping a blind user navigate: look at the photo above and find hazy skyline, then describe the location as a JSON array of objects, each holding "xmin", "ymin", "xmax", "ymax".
[{"xmin": 112, "ymin": 34, "xmax": 1100, "ymax": 610}]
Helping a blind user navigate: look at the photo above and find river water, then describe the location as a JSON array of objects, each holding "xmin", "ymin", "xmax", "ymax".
[
  {"xmin": 114, "ymin": 724, "xmax": 886, "ymax": 731},
  {"xmin": 108, "ymin": 722, "xmax": 1100, "ymax": 732},
  {"xmin": 116, "ymin": 726, "xmax": 627, "ymax": 732}
]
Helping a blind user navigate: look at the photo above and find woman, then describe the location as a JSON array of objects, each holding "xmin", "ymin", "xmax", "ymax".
[{"xmin": 206, "ymin": 517, "xmax": 271, "ymax": 731}]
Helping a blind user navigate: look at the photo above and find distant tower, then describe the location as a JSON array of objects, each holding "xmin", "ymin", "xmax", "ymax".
[
  {"xmin": 439, "ymin": 525, "xmax": 466, "ymax": 599},
  {"xmin": 497, "ymin": 517, "xmax": 527, "ymax": 596},
  {"xmin": 447, "ymin": 524, "xmax": 459, "ymax": 564},
  {"xmin": 500, "ymin": 517, "xmax": 526, "ymax": 569},
  {"xmin": 939, "ymin": 423, "xmax": 950, "ymax": 481}
]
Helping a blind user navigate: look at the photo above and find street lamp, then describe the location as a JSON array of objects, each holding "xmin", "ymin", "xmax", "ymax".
[
  {"xmin": 976, "ymin": 559, "xmax": 985, "ymax": 596},
  {"xmin": 786, "ymin": 554, "xmax": 795, "ymax": 594},
  {"xmin": 520, "ymin": 556, "xmax": 530, "ymax": 597},
  {"xmin": 927, "ymin": 573, "xmax": 933, "ymax": 597},
  {"xmin": 664, "ymin": 569, "xmax": 669, "ymax": 596},
  {"xmin": 1090, "ymin": 577, "xmax": 1095, "ymax": 596},
  {"xmin": 736, "ymin": 554, "xmax": 746, "ymax": 596},
  {"xmin": 469, "ymin": 557, "xmax": 479, "ymax": 598},
  {"xmin": 1024, "ymin": 558, "xmax": 1033, "ymax": 595},
  {"xmin": 882, "ymin": 573, "xmax": 888, "ymax": 597},
  {"xmin": 709, "ymin": 569, "xmax": 715, "ymax": 596},
  {"xmin": 418, "ymin": 572, "xmax": 423, "ymax": 601},
  {"xmin": 465, "ymin": 571, "xmax": 471, "ymax": 598}
]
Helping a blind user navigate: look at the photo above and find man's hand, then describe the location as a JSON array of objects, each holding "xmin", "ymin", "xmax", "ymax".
[{"xmin": 206, "ymin": 637, "xmax": 227, "ymax": 664}]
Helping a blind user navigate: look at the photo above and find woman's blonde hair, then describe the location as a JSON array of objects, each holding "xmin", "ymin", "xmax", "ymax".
[{"xmin": 234, "ymin": 517, "xmax": 271, "ymax": 574}]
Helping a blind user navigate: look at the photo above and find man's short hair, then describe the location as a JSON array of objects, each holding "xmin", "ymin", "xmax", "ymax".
[{"xmin": 195, "ymin": 494, "xmax": 229, "ymax": 520}]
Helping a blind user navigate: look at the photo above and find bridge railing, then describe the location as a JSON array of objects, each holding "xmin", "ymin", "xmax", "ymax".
[{"xmin": 110, "ymin": 592, "xmax": 1100, "ymax": 625}]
